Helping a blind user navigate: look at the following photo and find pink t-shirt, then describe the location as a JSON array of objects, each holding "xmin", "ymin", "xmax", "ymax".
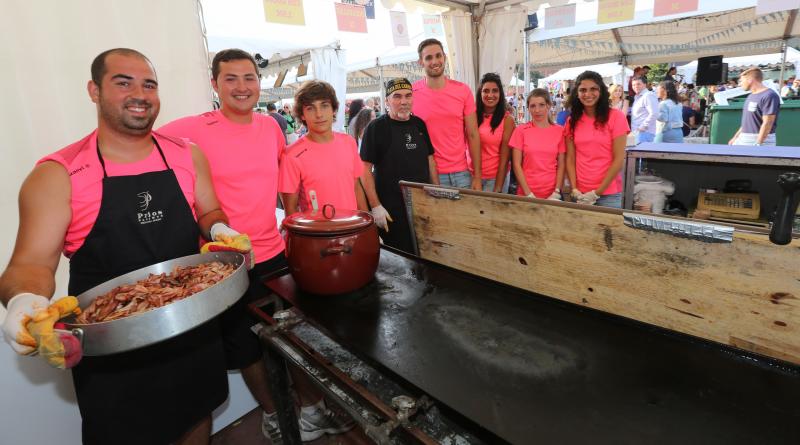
[
  {"xmin": 476, "ymin": 113, "xmax": 508, "ymax": 179},
  {"xmin": 159, "ymin": 110, "xmax": 286, "ymax": 264},
  {"xmin": 509, "ymin": 123, "xmax": 566, "ymax": 198},
  {"xmin": 564, "ymin": 108, "xmax": 629, "ymax": 195},
  {"xmin": 38, "ymin": 130, "xmax": 196, "ymax": 258},
  {"xmin": 411, "ymin": 78, "xmax": 477, "ymax": 173},
  {"xmin": 278, "ymin": 132, "xmax": 362, "ymax": 213}
]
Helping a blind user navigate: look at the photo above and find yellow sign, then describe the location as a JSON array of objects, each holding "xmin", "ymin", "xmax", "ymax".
[
  {"xmin": 597, "ymin": 0, "xmax": 635, "ymax": 24},
  {"xmin": 263, "ymin": 0, "xmax": 305, "ymax": 26}
]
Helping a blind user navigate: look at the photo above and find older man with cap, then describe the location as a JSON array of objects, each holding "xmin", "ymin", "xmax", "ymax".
[{"xmin": 360, "ymin": 78, "xmax": 439, "ymax": 253}]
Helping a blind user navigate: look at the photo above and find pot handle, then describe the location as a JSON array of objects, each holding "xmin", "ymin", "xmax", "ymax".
[
  {"xmin": 322, "ymin": 204, "xmax": 336, "ymax": 219},
  {"xmin": 321, "ymin": 244, "xmax": 352, "ymax": 257}
]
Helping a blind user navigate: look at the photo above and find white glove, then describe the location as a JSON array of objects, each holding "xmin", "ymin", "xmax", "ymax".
[
  {"xmin": 370, "ymin": 205, "xmax": 393, "ymax": 231},
  {"xmin": 578, "ymin": 190, "xmax": 600, "ymax": 206},
  {"xmin": 526, "ymin": 192, "xmax": 535, "ymax": 198},
  {"xmin": 2, "ymin": 293, "xmax": 50, "ymax": 355},
  {"xmin": 547, "ymin": 189, "xmax": 562, "ymax": 201},
  {"xmin": 209, "ymin": 222, "xmax": 240, "ymax": 241}
]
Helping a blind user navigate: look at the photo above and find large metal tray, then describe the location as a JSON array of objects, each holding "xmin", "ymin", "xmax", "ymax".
[{"xmin": 62, "ymin": 252, "xmax": 249, "ymax": 356}]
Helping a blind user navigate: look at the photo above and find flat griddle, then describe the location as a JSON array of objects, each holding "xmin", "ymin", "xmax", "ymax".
[{"xmin": 266, "ymin": 249, "xmax": 800, "ymax": 445}]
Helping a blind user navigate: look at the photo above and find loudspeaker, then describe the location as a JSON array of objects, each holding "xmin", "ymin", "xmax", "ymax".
[{"xmin": 696, "ymin": 55, "xmax": 724, "ymax": 85}]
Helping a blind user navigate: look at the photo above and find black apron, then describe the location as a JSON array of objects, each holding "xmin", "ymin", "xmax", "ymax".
[
  {"xmin": 69, "ymin": 138, "xmax": 228, "ymax": 445},
  {"xmin": 374, "ymin": 119, "xmax": 432, "ymax": 253}
]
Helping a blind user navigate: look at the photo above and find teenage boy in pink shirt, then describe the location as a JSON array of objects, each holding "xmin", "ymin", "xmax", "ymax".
[
  {"xmin": 411, "ymin": 38, "xmax": 482, "ymax": 191},
  {"xmin": 279, "ymin": 81, "xmax": 368, "ymax": 215},
  {"xmin": 160, "ymin": 49, "xmax": 352, "ymax": 443}
]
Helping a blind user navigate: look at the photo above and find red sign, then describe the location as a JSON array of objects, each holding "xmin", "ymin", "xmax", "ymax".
[
  {"xmin": 335, "ymin": 2, "xmax": 367, "ymax": 33},
  {"xmin": 653, "ymin": 0, "xmax": 699, "ymax": 17}
]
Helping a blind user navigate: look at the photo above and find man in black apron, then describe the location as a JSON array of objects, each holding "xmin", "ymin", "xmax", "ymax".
[
  {"xmin": 360, "ymin": 78, "xmax": 439, "ymax": 253},
  {"xmin": 1, "ymin": 49, "xmax": 239, "ymax": 444}
]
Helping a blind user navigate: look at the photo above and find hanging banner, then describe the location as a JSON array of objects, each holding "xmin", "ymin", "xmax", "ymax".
[
  {"xmin": 597, "ymin": 0, "xmax": 635, "ymax": 24},
  {"xmin": 653, "ymin": 0, "xmax": 699, "ymax": 17},
  {"xmin": 335, "ymin": 2, "xmax": 368, "ymax": 33},
  {"xmin": 545, "ymin": 3, "xmax": 576, "ymax": 30},
  {"xmin": 390, "ymin": 11, "xmax": 410, "ymax": 46},
  {"xmin": 342, "ymin": 0, "xmax": 375, "ymax": 19},
  {"xmin": 263, "ymin": 0, "xmax": 306, "ymax": 25},
  {"xmin": 423, "ymin": 14, "xmax": 444, "ymax": 38},
  {"xmin": 756, "ymin": 0, "xmax": 800, "ymax": 15}
]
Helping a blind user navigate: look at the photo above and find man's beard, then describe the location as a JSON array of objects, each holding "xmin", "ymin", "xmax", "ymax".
[{"xmin": 99, "ymin": 96, "xmax": 158, "ymax": 136}]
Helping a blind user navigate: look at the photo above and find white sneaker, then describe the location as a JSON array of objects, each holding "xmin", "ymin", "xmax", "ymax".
[
  {"xmin": 298, "ymin": 408, "xmax": 356, "ymax": 442},
  {"xmin": 261, "ymin": 411, "xmax": 283, "ymax": 445}
]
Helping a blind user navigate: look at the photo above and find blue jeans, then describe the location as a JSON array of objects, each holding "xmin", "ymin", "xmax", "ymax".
[
  {"xmin": 636, "ymin": 131, "xmax": 655, "ymax": 144},
  {"xmin": 595, "ymin": 192, "xmax": 622, "ymax": 208},
  {"xmin": 659, "ymin": 128, "xmax": 683, "ymax": 143},
  {"xmin": 481, "ymin": 174, "xmax": 510, "ymax": 193},
  {"xmin": 439, "ymin": 170, "xmax": 472, "ymax": 188}
]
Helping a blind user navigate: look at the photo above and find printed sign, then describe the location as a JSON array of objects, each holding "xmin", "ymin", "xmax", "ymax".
[
  {"xmin": 343, "ymin": 0, "xmax": 375, "ymax": 19},
  {"xmin": 545, "ymin": 4, "xmax": 576, "ymax": 30},
  {"xmin": 597, "ymin": 0, "xmax": 635, "ymax": 24},
  {"xmin": 423, "ymin": 14, "xmax": 444, "ymax": 38},
  {"xmin": 335, "ymin": 2, "xmax": 368, "ymax": 33},
  {"xmin": 263, "ymin": 0, "xmax": 305, "ymax": 26},
  {"xmin": 390, "ymin": 11, "xmax": 410, "ymax": 46},
  {"xmin": 653, "ymin": 0, "xmax": 699, "ymax": 17},
  {"xmin": 756, "ymin": 0, "xmax": 800, "ymax": 15}
]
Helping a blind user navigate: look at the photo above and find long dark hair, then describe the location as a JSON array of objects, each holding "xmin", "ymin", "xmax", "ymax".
[
  {"xmin": 659, "ymin": 80, "xmax": 679, "ymax": 103},
  {"xmin": 567, "ymin": 70, "xmax": 610, "ymax": 136},
  {"xmin": 347, "ymin": 99, "xmax": 364, "ymax": 125},
  {"xmin": 349, "ymin": 107, "xmax": 374, "ymax": 142},
  {"xmin": 476, "ymin": 72, "xmax": 507, "ymax": 133}
]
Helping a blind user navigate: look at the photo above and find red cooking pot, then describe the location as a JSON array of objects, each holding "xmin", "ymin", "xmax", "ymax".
[{"xmin": 283, "ymin": 204, "xmax": 380, "ymax": 295}]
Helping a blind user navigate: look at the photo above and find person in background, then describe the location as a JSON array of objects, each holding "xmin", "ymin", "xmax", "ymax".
[
  {"xmin": 349, "ymin": 107, "xmax": 376, "ymax": 148},
  {"xmin": 641, "ymin": 65, "xmax": 651, "ymax": 80},
  {"xmin": 780, "ymin": 76, "xmax": 796, "ymax": 97},
  {"xmin": 266, "ymin": 102, "xmax": 288, "ymax": 144},
  {"xmin": 556, "ymin": 90, "xmax": 571, "ymax": 126},
  {"xmin": 0, "ymin": 48, "xmax": 239, "ymax": 445},
  {"xmin": 280, "ymin": 103, "xmax": 299, "ymax": 144},
  {"xmin": 609, "ymin": 84, "xmax": 629, "ymax": 116},
  {"xmin": 663, "ymin": 66, "xmax": 678, "ymax": 82},
  {"xmin": 359, "ymin": 78, "xmax": 438, "ymax": 253},
  {"xmin": 679, "ymin": 94, "xmax": 698, "ymax": 137},
  {"xmin": 510, "ymin": 89, "xmax": 565, "ymax": 200},
  {"xmin": 628, "ymin": 67, "xmax": 642, "ymax": 99},
  {"xmin": 279, "ymin": 81, "xmax": 368, "ymax": 214},
  {"xmin": 565, "ymin": 70, "xmax": 630, "ymax": 208},
  {"xmin": 475, "ymin": 72, "xmax": 515, "ymax": 192},
  {"xmin": 655, "ymin": 80, "xmax": 684, "ymax": 143},
  {"xmin": 346, "ymin": 99, "xmax": 365, "ymax": 130},
  {"xmin": 729, "ymin": 67, "xmax": 780, "ymax": 146},
  {"xmin": 631, "ymin": 76, "xmax": 659, "ymax": 143},
  {"xmin": 412, "ymin": 38, "xmax": 482, "ymax": 190}
]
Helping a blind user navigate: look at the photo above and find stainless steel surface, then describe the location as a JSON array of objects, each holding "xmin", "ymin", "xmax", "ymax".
[
  {"xmin": 623, "ymin": 212, "xmax": 735, "ymax": 242},
  {"xmin": 63, "ymin": 252, "xmax": 249, "ymax": 356}
]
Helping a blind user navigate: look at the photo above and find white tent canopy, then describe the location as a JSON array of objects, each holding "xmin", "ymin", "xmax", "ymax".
[
  {"xmin": 677, "ymin": 47, "xmax": 800, "ymax": 83},
  {"xmin": 541, "ymin": 62, "xmax": 633, "ymax": 86},
  {"xmin": 525, "ymin": 1, "xmax": 800, "ymax": 70}
]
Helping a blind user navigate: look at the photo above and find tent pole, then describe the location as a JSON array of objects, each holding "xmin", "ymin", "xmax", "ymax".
[
  {"xmin": 377, "ymin": 58, "xmax": 385, "ymax": 115},
  {"xmin": 779, "ymin": 40, "xmax": 788, "ymax": 86},
  {"xmin": 620, "ymin": 57, "xmax": 626, "ymax": 89},
  {"xmin": 523, "ymin": 28, "xmax": 530, "ymax": 122}
]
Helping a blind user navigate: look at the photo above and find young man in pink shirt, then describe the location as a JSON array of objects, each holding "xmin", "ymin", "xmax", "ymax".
[
  {"xmin": 160, "ymin": 49, "xmax": 352, "ymax": 443},
  {"xmin": 279, "ymin": 81, "xmax": 368, "ymax": 215},
  {"xmin": 411, "ymin": 38, "xmax": 482, "ymax": 191}
]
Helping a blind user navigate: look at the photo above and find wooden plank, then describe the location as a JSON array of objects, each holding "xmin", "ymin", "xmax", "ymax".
[{"xmin": 407, "ymin": 185, "xmax": 800, "ymax": 365}]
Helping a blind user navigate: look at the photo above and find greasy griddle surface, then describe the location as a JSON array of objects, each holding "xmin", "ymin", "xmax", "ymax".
[{"xmin": 267, "ymin": 250, "xmax": 800, "ymax": 445}]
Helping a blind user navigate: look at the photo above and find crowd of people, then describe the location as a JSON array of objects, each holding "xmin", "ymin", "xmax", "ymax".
[{"xmin": 0, "ymin": 39, "xmax": 786, "ymax": 445}]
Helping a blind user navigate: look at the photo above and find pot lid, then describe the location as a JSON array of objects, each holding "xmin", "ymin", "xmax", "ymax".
[{"xmin": 283, "ymin": 204, "xmax": 374, "ymax": 234}]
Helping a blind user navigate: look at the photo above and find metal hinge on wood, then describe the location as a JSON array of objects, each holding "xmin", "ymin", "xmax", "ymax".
[{"xmin": 424, "ymin": 186, "xmax": 461, "ymax": 200}]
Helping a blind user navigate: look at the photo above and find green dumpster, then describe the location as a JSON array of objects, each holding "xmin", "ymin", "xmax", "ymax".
[{"xmin": 710, "ymin": 97, "xmax": 800, "ymax": 146}]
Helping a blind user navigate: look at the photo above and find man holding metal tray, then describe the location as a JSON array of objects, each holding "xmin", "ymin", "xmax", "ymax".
[{"xmin": 0, "ymin": 48, "xmax": 251, "ymax": 445}]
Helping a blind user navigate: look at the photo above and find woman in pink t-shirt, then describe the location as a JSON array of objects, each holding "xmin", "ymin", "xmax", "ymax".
[
  {"xmin": 475, "ymin": 73, "xmax": 515, "ymax": 192},
  {"xmin": 510, "ymin": 89, "xmax": 565, "ymax": 200},
  {"xmin": 565, "ymin": 71, "xmax": 630, "ymax": 208}
]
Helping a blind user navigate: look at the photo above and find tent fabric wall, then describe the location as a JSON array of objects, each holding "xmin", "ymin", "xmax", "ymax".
[
  {"xmin": 443, "ymin": 9, "xmax": 477, "ymax": 92},
  {"xmin": 478, "ymin": 8, "xmax": 527, "ymax": 91},
  {"xmin": 311, "ymin": 47, "xmax": 348, "ymax": 131}
]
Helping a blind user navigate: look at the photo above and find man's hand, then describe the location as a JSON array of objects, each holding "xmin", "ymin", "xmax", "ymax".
[
  {"xmin": 370, "ymin": 205, "xmax": 393, "ymax": 231},
  {"xmin": 577, "ymin": 190, "xmax": 600, "ymax": 206},
  {"xmin": 547, "ymin": 189, "xmax": 563, "ymax": 201},
  {"xmin": 471, "ymin": 177, "xmax": 482, "ymax": 191},
  {"xmin": 202, "ymin": 223, "xmax": 254, "ymax": 268},
  {"xmin": 728, "ymin": 137, "xmax": 736, "ymax": 145}
]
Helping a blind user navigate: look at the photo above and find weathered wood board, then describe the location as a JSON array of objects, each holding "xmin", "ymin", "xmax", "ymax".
[{"xmin": 405, "ymin": 184, "xmax": 800, "ymax": 366}]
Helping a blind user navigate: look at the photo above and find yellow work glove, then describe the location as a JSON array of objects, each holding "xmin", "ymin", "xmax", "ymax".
[
  {"xmin": 25, "ymin": 296, "xmax": 83, "ymax": 369},
  {"xmin": 202, "ymin": 223, "xmax": 254, "ymax": 269}
]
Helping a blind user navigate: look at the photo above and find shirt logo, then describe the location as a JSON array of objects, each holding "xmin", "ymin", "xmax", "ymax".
[
  {"xmin": 136, "ymin": 191, "xmax": 164, "ymax": 225},
  {"xmin": 404, "ymin": 132, "xmax": 417, "ymax": 150},
  {"xmin": 747, "ymin": 102, "xmax": 758, "ymax": 112},
  {"xmin": 137, "ymin": 191, "xmax": 152, "ymax": 211}
]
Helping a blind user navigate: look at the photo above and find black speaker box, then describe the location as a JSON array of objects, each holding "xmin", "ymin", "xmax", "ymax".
[{"xmin": 696, "ymin": 55, "xmax": 725, "ymax": 85}]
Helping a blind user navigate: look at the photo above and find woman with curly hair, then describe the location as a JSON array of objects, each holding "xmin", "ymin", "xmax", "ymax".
[{"xmin": 565, "ymin": 71, "xmax": 630, "ymax": 208}]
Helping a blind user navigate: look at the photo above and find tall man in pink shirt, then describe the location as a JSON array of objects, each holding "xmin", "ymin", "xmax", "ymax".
[
  {"xmin": 160, "ymin": 49, "xmax": 352, "ymax": 443},
  {"xmin": 411, "ymin": 38, "xmax": 482, "ymax": 190}
]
